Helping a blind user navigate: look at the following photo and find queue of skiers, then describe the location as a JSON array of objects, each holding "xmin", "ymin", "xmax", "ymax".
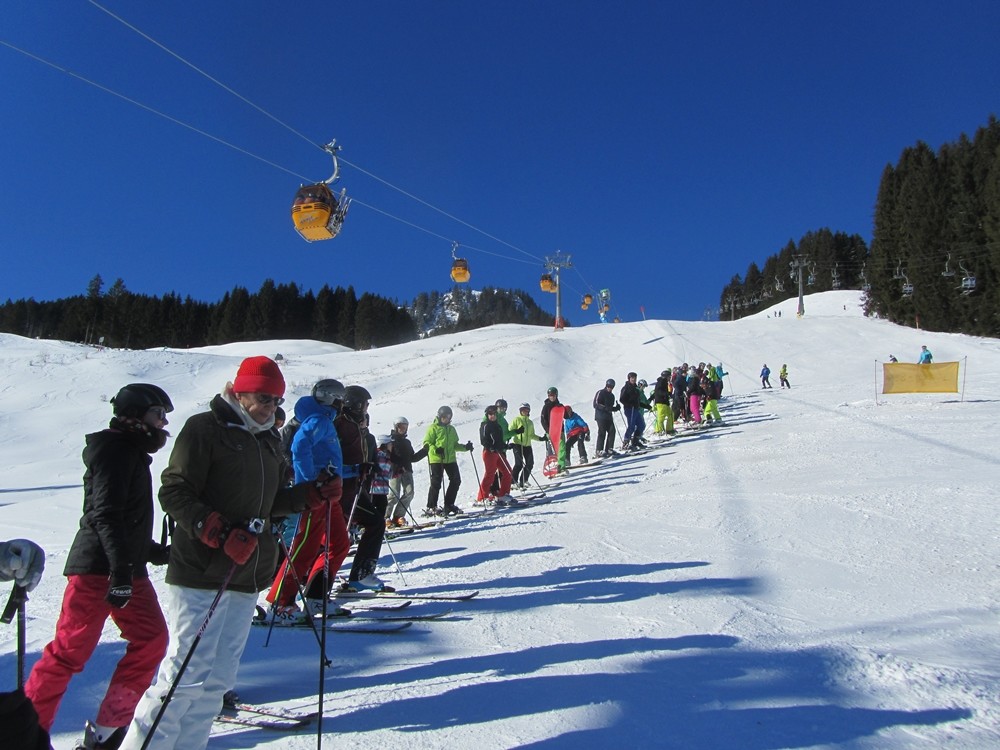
[{"xmin": 15, "ymin": 355, "xmax": 736, "ymax": 750}]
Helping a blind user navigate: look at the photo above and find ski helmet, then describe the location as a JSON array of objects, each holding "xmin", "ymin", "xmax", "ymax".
[
  {"xmin": 376, "ymin": 433, "xmax": 393, "ymax": 447},
  {"xmin": 111, "ymin": 384, "xmax": 173, "ymax": 419},
  {"xmin": 393, "ymin": 416, "xmax": 409, "ymax": 427},
  {"xmin": 312, "ymin": 378, "xmax": 346, "ymax": 406},
  {"xmin": 519, "ymin": 402, "xmax": 530, "ymax": 411},
  {"xmin": 342, "ymin": 385, "xmax": 372, "ymax": 412},
  {"xmin": 437, "ymin": 405, "xmax": 453, "ymax": 419},
  {"xmin": 485, "ymin": 404, "xmax": 498, "ymax": 415},
  {"xmin": 547, "ymin": 386, "xmax": 558, "ymax": 396},
  {"xmin": 638, "ymin": 379, "xmax": 647, "ymax": 388},
  {"xmin": 605, "ymin": 378, "xmax": 615, "ymax": 388},
  {"xmin": 495, "ymin": 398, "xmax": 508, "ymax": 409}
]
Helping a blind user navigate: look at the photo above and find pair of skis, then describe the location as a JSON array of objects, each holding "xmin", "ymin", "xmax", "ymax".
[{"xmin": 216, "ymin": 702, "xmax": 318, "ymax": 731}]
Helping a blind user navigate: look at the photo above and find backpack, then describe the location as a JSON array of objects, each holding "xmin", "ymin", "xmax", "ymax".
[{"xmin": 279, "ymin": 416, "xmax": 301, "ymax": 464}]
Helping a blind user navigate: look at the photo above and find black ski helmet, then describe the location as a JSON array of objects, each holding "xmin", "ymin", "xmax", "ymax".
[
  {"xmin": 605, "ymin": 378, "xmax": 616, "ymax": 388},
  {"xmin": 437, "ymin": 405, "xmax": 453, "ymax": 419},
  {"xmin": 111, "ymin": 383, "xmax": 173, "ymax": 419},
  {"xmin": 312, "ymin": 378, "xmax": 346, "ymax": 406},
  {"xmin": 342, "ymin": 385, "xmax": 372, "ymax": 412},
  {"xmin": 495, "ymin": 398, "xmax": 508, "ymax": 409}
]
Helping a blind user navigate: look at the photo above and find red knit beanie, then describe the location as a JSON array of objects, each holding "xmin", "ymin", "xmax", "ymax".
[{"xmin": 233, "ymin": 356, "xmax": 285, "ymax": 396}]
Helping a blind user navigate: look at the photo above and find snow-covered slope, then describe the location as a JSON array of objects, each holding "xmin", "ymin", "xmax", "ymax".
[{"xmin": 1, "ymin": 291, "xmax": 997, "ymax": 749}]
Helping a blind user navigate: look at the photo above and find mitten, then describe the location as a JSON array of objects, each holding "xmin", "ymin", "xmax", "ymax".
[
  {"xmin": 147, "ymin": 542, "xmax": 170, "ymax": 566},
  {"xmin": 106, "ymin": 567, "xmax": 133, "ymax": 608},
  {"xmin": 196, "ymin": 511, "xmax": 229, "ymax": 549},
  {"xmin": 464, "ymin": 441, "xmax": 473, "ymax": 451},
  {"xmin": 223, "ymin": 527, "xmax": 258, "ymax": 565},
  {"xmin": 435, "ymin": 446, "xmax": 445, "ymax": 457}
]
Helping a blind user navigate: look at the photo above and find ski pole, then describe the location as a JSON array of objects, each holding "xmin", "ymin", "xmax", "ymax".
[
  {"xmin": 139, "ymin": 517, "xmax": 262, "ymax": 750},
  {"xmin": 1, "ymin": 584, "xmax": 28, "ymax": 688},
  {"xmin": 527, "ymin": 470, "xmax": 547, "ymax": 495},
  {"xmin": 468, "ymin": 448, "xmax": 482, "ymax": 499},
  {"xmin": 380, "ymin": 533, "xmax": 407, "ymax": 588},
  {"xmin": 263, "ymin": 522, "xmax": 333, "ymax": 665}
]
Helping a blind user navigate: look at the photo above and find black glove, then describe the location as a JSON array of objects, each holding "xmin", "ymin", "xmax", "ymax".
[
  {"xmin": 465, "ymin": 441, "xmax": 474, "ymax": 451},
  {"xmin": 106, "ymin": 567, "xmax": 133, "ymax": 609},
  {"xmin": 435, "ymin": 446, "xmax": 445, "ymax": 457},
  {"xmin": 148, "ymin": 542, "xmax": 170, "ymax": 566},
  {"xmin": 584, "ymin": 433, "xmax": 591, "ymax": 441},
  {"xmin": 513, "ymin": 426, "xmax": 524, "ymax": 434},
  {"xmin": 360, "ymin": 461, "xmax": 375, "ymax": 478},
  {"xmin": 613, "ymin": 404, "xmax": 621, "ymax": 412}
]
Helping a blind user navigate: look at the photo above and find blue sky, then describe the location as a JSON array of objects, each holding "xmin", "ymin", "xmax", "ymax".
[{"xmin": 3, "ymin": 1, "xmax": 998, "ymax": 323}]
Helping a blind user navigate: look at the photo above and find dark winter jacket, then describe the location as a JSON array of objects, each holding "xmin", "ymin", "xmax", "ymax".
[
  {"xmin": 671, "ymin": 371, "xmax": 687, "ymax": 399},
  {"xmin": 593, "ymin": 388, "xmax": 618, "ymax": 421},
  {"xmin": 479, "ymin": 418, "xmax": 506, "ymax": 452},
  {"xmin": 64, "ymin": 425, "xmax": 165, "ymax": 578},
  {"xmin": 539, "ymin": 397, "xmax": 562, "ymax": 438},
  {"xmin": 389, "ymin": 431, "xmax": 427, "ymax": 474},
  {"xmin": 335, "ymin": 413, "xmax": 369, "ymax": 479},
  {"xmin": 159, "ymin": 394, "xmax": 313, "ymax": 594},
  {"xmin": 619, "ymin": 381, "xmax": 641, "ymax": 408},
  {"xmin": 653, "ymin": 377, "xmax": 671, "ymax": 405}
]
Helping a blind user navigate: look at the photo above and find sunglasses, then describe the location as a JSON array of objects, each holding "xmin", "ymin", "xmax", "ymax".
[
  {"xmin": 254, "ymin": 394, "xmax": 285, "ymax": 406},
  {"xmin": 147, "ymin": 406, "xmax": 168, "ymax": 420}
]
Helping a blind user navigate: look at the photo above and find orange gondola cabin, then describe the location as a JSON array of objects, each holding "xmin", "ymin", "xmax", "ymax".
[{"xmin": 291, "ymin": 183, "xmax": 348, "ymax": 242}]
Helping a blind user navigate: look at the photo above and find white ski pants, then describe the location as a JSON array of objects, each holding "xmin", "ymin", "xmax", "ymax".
[{"xmin": 119, "ymin": 584, "xmax": 257, "ymax": 750}]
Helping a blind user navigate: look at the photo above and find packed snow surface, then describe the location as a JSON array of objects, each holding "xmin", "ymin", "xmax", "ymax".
[{"xmin": 1, "ymin": 291, "xmax": 997, "ymax": 748}]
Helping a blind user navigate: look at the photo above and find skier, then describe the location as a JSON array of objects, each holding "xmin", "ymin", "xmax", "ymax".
[
  {"xmin": 702, "ymin": 374, "xmax": 724, "ymax": 425},
  {"xmin": 539, "ymin": 386, "xmax": 562, "ymax": 455},
  {"xmin": 341, "ymin": 424, "xmax": 391, "ymax": 591},
  {"xmin": 385, "ymin": 417, "xmax": 428, "ymax": 526},
  {"xmin": 687, "ymin": 373, "xmax": 705, "ymax": 424},
  {"xmin": 760, "ymin": 364, "xmax": 772, "ymax": 388},
  {"xmin": 120, "ymin": 357, "xmax": 326, "ymax": 750},
  {"xmin": 334, "ymin": 386, "xmax": 388, "ymax": 591},
  {"xmin": 918, "ymin": 345, "xmax": 933, "ymax": 364},
  {"xmin": 1, "ymin": 538, "xmax": 49, "ymax": 750},
  {"xmin": 509, "ymin": 403, "xmax": 545, "ymax": 489},
  {"xmin": 266, "ymin": 378, "xmax": 350, "ymax": 621},
  {"xmin": 619, "ymin": 373, "xmax": 645, "ymax": 449},
  {"xmin": 592, "ymin": 379, "xmax": 620, "ymax": 458},
  {"xmin": 779, "ymin": 364, "xmax": 791, "ymax": 389},
  {"xmin": 421, "ymin": 406, "xmax": 474, "ymax": 517},
  {"xmin": 477, "ymin": 404, "xmax": 514, "ymax": 504},
  {"xmin": 25, "ymin": 384, "xmax": 174, "ymax": 750},
  {"xmin": 562, "ymin": 405, "xmax": 590, "ymax": 465},
  {"xmin": 671, "ymin": 366, "xmax": 689, "ymax": 424},
  {"xmin": 652, "ymin": 370, "xmax": 674, "ymax": 436}
]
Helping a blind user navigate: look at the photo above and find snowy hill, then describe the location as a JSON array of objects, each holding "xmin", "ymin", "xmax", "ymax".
[{"xmin": 1, "ymin": 290, "xmax": 998, "ymax": 749}]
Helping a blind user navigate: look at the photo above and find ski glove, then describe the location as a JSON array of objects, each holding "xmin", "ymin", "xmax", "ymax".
[
  {"xmin": 613, "ymin": 404, "xmax": 621, "ymax": 412},
  {"xmin": 513, "ymin": 426, "xmax": 524, "ymax": 434},
  {"xmin": 0, "ymin": 538, "xmax": 45, "ymax": 591},
  {"xmin": 464, "ymin": 441, "xmax": 474, "ymax": 451},
  {"xmin": 106, "ymin": 567, "xmax": 133, "ymax": 609},
  {"xmin": 309, "ymin": 471, "xmax": 342, "ymax": 508},
  {"xmin": 196, "ymin": 511, "xmax": 229, "ymax": 549},
  {"xmin": 147, "ymin": 542, "xmax": 170, "ymax": 566},
  {"xmin": 223, "ymin": 527, "xmax": 258, "ymax": 565},
  {"xmin": 435, "ymin": 447, "xmax": 445, "ymax": 456}
]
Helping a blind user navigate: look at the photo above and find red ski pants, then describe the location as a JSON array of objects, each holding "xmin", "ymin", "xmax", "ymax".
[
  {"xmin": 267, "ymin": 492, "xmax": 349, "ymax": 606},
  {"xmin": 478, "ymin": 450, "xmax": 512, "ymax": 500},
  {"xmin": 25, "ymin": 574, "xmax": 167, "ymax": 730}
]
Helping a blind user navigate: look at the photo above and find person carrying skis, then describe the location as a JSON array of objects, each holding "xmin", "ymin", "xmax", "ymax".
[
  {"xmin": 562, "ymin": 405, "xmax": 590, "ymax": 465},
  {"xmin": 25, "ymin": 384, "xmax": 174, "ymax": 750},
  {"xmin": 779, "ymin": 364, "xmax": 791, "ymax": 389},
  {"xmin": 385, "ymin": 417, "xmax": 428, "ymax": 527},
  {"xmin": 477, "ymin": 404, "xmax": 514, "ymax": 504},
  {"xmin": 421, "ymin": 406, "xmax": 474, "ymax": 517},
  {"xmin": 592, "ymin": 379, "xmax": 620, "ymax": 458},
  {"xmin": 265, "ymin": 378, "xmax": 350, "ymax": 622},
  {"xmin": 539, "ymin": 386, "xmax": 562, "ymax": 455},
  {"xmin": 760, "ymin": 364, "xmax": 772, "ymax": 388},
  {"xmin": 120, "ymin": 357, "xmax": 327, "ymax": 750},
  {"xmin": 509, "ymin": 402, "xmax": 545, "ymax": 489}
]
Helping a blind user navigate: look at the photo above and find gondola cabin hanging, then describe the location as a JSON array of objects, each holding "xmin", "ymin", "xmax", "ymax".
[
  {"xmin": 451, "ymin": 258, "xmax": 470, "ymax": 283},
  {"xmin": 540, "ymin": 273, "xmax": 555, "ymax": 292},
  {"xmin": 450, "ymin": 242, "xmax": 470, "ymax": 283},
  {"xmin": 291, "ymin": 140, "xmax": 350, "ymax": 242}
]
